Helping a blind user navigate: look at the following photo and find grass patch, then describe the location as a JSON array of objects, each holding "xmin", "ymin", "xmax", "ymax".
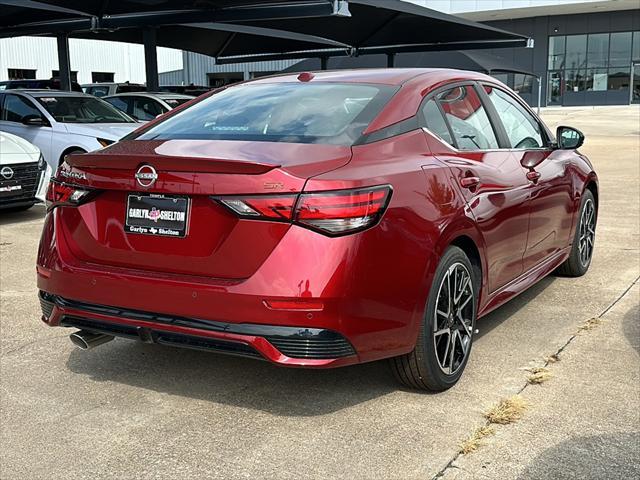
[
  {"xmin": 526, "ymin": 367, "xmax": 553, "ymax": 385},
  {"xmin": 484, "ymin": 395, "xmax": 528, "ymax": 425},
  {"xmin": 544, "ymin": 353, "xmax": 560, "ymax": 363},
  {"xmin": 578, "ymin": 317, "xmax": 603, "ymax": 332},
  {"xmin": 459, "ymin": 425, "xmax": 495, "ymax": 454}
]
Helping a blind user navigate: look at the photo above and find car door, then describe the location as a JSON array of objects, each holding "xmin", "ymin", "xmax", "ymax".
[
  {"xmin": 480, "ymin": 84, "xmax": 574, "ymax": 271},
  {"xmin": 420, "ymin": 83, "xmax": 531, "ymax": 293},
  {"xmin": 0, "ymin": 93, "xmax": 54, "ymax": 165}
]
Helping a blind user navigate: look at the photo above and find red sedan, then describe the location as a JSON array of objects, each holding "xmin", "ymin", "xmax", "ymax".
[{"xmin": 37, "ymin": 69, "xmax": 597, "ymax": 391}]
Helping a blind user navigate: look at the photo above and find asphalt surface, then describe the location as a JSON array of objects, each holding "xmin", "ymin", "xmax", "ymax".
[{"xmin": 1, "ymin": 106, "xmax": 639, "ymax": 479}]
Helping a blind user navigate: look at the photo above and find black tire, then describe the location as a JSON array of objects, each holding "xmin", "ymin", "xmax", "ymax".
[
  {"xmin": 556, "ymin": 190, "xmax": 596, "ymax": 277},
  {"xmin": 390, "ymin": 246, "xmax": 477, "ymax": 391}
]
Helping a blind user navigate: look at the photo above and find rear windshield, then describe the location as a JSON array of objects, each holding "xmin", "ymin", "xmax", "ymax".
[
  {"xmin": 36, "ymin": 96, "xmax": 135, "ymax": 123},
  {"xmin": 135, "ymin": 82, "xmax": 396, "ymax": 145}
]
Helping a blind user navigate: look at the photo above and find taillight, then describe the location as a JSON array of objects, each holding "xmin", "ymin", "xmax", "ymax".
[
  {"xmin": 295, "ymin": 186, "xmax": 391, "ymax": 235},
  {"xmin": 45, "ymin": 180, "xmax": 93, "ymax": 211},
  {"xmin": 218, "ymin": 195, "xmax": 297, "ymax": 221},
  {"xmin": 214, "ymin": 185, "xmax": 391, "ymax": 236}
]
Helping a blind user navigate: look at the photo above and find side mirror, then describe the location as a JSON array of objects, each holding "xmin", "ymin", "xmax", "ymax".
[
  {"xmin": 21, "ymin": 114, "xmax": 47, "ymax": 126},
  {"xmin": 556, "ymin": 126, "xmax": 584, "ymax": 150}
]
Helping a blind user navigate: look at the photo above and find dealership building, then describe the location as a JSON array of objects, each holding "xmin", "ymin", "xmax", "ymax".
[{"xmin": 1, "ymin": 0, "xmax": 638, "ymax": 107}]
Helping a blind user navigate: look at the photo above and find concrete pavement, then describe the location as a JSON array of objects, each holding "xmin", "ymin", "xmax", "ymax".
[{"xmin": 1, "ymin": 106, "xmax": 638, "ymax": 479}]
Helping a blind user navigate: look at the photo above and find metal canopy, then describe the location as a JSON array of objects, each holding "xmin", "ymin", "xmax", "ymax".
[
  {"xmin": 217, "ymin": 0, "xmax": 531, "ymax": 63},
  {"xmin": 283, "ymin": 50, "xmax": 537, "ymax": 78},
  {"xmin": 0, "ymin": 0, "xmax": 530, "ymax": 60}
]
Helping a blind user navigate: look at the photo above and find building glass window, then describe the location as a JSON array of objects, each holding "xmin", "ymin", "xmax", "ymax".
[
  {"xmin": 565, "ymin": 35, "xmax": 587, "ymax": 70},
  {"xmin": 587, "ymin": 33, "xmax": 610, "ymax": 68},
  {"xmin": 633, "ymin": 31, "xmax": 640, "ymax": 62},
  {"xmin": 566, "ymin": 70, "xmax": 586, "ymax": 93},
  {"xmin": 609, "ymin": 32, "xmax": 632, "ymax": 67},
  {"xmin": 548, "ymin": 31, "xmax": 639, "ymax": 104},
  {"xmin": 548, "ymin": 36, "xmax": 565, "ymax": 70},
  {"xmin": 608, "ymin": 68, "xmax": 630, "ymax": 91},
  {"xmin": 514, "ymin": 74, "xmax": 534, "ymax": 94}
]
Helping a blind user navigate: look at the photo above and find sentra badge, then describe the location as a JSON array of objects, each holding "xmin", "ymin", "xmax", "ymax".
[{"xmin": 59, "ymin": 170, "xmax": 86, "ymax": 180}]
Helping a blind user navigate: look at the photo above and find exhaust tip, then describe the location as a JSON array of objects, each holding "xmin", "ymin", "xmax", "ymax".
[{"xmin": 69, "ymin": 330, "xmax": 114, "ymax": 350}]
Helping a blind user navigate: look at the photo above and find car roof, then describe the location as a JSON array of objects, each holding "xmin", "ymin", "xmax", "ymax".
[
  {"xmin": 105, "ymin": 92, "xmax": 194, "ymax": 100},
  {"xmin": 249, "ymin": 68, "xmax": 495, "ymax": 86},
  {"xmin": 9, "ymin": 89, "xmax": 94, "ymax": 98}
]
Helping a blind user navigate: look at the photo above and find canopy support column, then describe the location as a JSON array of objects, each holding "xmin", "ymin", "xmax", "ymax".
[
  {"xmin": 386, "ymin": 53, "xmax": 395, "ymax": 68},
  {"xmin": 320, "ymin": 56, "xmax": 328, "ymax": 70},
  {"xmin": 143, "ymin": 27, "xmax": 159, "ymax": 91},
  {"xmin": 56, "ymin": 34, "xmax": 71, "ymax": 91}
]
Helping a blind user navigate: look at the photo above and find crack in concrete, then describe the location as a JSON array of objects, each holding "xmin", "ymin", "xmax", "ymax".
[{"xmin": 430, "ymin": 274, "xmax": 640, "ymax": 480}]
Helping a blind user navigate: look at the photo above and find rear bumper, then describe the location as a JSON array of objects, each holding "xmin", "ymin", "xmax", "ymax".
[
  {"xmin": 40, "ymin": 291, "xmax": 359, "ymax": 367},
  {"xmin": 37, "ymin": 207, "xmax": 434, "ymax": 366}
]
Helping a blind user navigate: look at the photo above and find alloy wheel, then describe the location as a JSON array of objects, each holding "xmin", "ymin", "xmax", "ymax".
[
  {"xmin": 578, "ymin": 198, "xmax": 596, "ymax": 267},
  {"xmin": 433, "ymin": 262, "xmax": 474, "ymax": 375}
]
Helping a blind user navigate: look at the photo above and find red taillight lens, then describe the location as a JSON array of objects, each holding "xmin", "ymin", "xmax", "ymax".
[
  {"xmin": 214, "ymin": 185, "xmax": 391, "ymax": 236},
  {"xmin": 45, "ymin": 181, "xmax": 92, "ymax": 211},
  {"xmin": 295, "ymin": 186, "xmax": 391, "ymax": 235}
]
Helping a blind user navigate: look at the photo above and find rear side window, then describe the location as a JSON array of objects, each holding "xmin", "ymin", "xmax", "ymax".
[
  {"xmin": 422, "ymin": 98, "xmax": 453, "ymax": 145},
  {"xmin": 483, "ymin": 86, "xmax": 545, "ymax": 149},
  {"xmin": 132, "ymin": 97, "xmax": 165, "ymax": 121},
  {"xmin": 135, "ymin": 82, "xmax": 396, "ymax": 145},
  {"xmin": 104, "ymin": 96, "xmax": 129, "ymax": 114},
  {"xmin": 423, "ymin": 85, "xmax": 499, "ymax": 151},
  {"xmin": 436, "ymin": 85, "xmax": 499, "ymax": 151},
  {"xmin": 2, "ymin": 94, "xmax": 41, "ymax": 122}
]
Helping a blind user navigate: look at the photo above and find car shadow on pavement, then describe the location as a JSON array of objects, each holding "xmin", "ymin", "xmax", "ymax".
[
  {"xmin": 64, "ymin": 276, "xmax": 560, "ymax": 415},
  {"xmin": 0, "ymin": 205, "xmax": 45, "ymax": 225},
  {"xmin": 476, "ymin": 276, "xmax": 556, "ymax": 340},
  {"xmin": 65, "ymin": 342, "xmax": 400, "ymax": 416},
  {"xmin": 516, "ymin": 432, "xmax": 640, "ymax": 479}
]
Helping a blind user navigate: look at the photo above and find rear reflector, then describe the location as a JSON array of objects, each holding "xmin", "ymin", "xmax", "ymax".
[
  {"xmin": 264, "ymin": 300, "xmax": 324, "ymax": 311},
  {"xmin": 214, "ymin": 185, "xmax": 391, "ymax": 236}
]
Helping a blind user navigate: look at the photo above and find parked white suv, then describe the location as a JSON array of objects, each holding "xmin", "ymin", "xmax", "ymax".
[
  {"xmin": 0, "ymin": 90, "xmax": 140, "ymax": 170},
  {"xmin": 0, "ymin": 131, "xmax": 51, "ymax": 211}
]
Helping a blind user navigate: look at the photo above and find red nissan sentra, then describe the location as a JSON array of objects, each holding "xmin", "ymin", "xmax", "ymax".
[{"xmin": 37, "ymin": 69, "xmax": 597, "ymax": 391}]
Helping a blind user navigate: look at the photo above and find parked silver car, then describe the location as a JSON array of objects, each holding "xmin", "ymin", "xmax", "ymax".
[
  {"xmin": 0, "ymin": 90, "xmax": 139, "ymax": 169},
  {"xmin": 103, "ymin": 92, "xmax": 194, "ymax": 122}
]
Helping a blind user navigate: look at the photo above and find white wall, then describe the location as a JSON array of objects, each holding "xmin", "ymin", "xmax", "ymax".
[{"xmin": 0, "ymin": 37, "xmax": 182, "ymax": 84}]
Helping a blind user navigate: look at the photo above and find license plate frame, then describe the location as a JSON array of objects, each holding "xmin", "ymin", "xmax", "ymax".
[{"xmin": 125, "ymin": 194, "xmax": 190, "ymax": 238}]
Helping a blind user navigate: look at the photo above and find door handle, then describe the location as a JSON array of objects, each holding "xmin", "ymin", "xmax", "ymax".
[
  {"xmin": 460, "ymin": 176, "xmax": 480, "ymax": 189},
  {"xmin": 526, "ymin": 171, "xmax": 541, "ymax": 183}
]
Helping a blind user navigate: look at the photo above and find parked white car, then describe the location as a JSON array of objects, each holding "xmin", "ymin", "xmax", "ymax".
[
  {"xmin": 0, "ymin": 90, "xmax": 140, "ymax": 170},
  {"xmin": 0, "ymin": 131, "xmax": 51, "ymax": 211},
  {"xmin": 103, "ymin": 92, "xmax": 194, "ymax": 121}
]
